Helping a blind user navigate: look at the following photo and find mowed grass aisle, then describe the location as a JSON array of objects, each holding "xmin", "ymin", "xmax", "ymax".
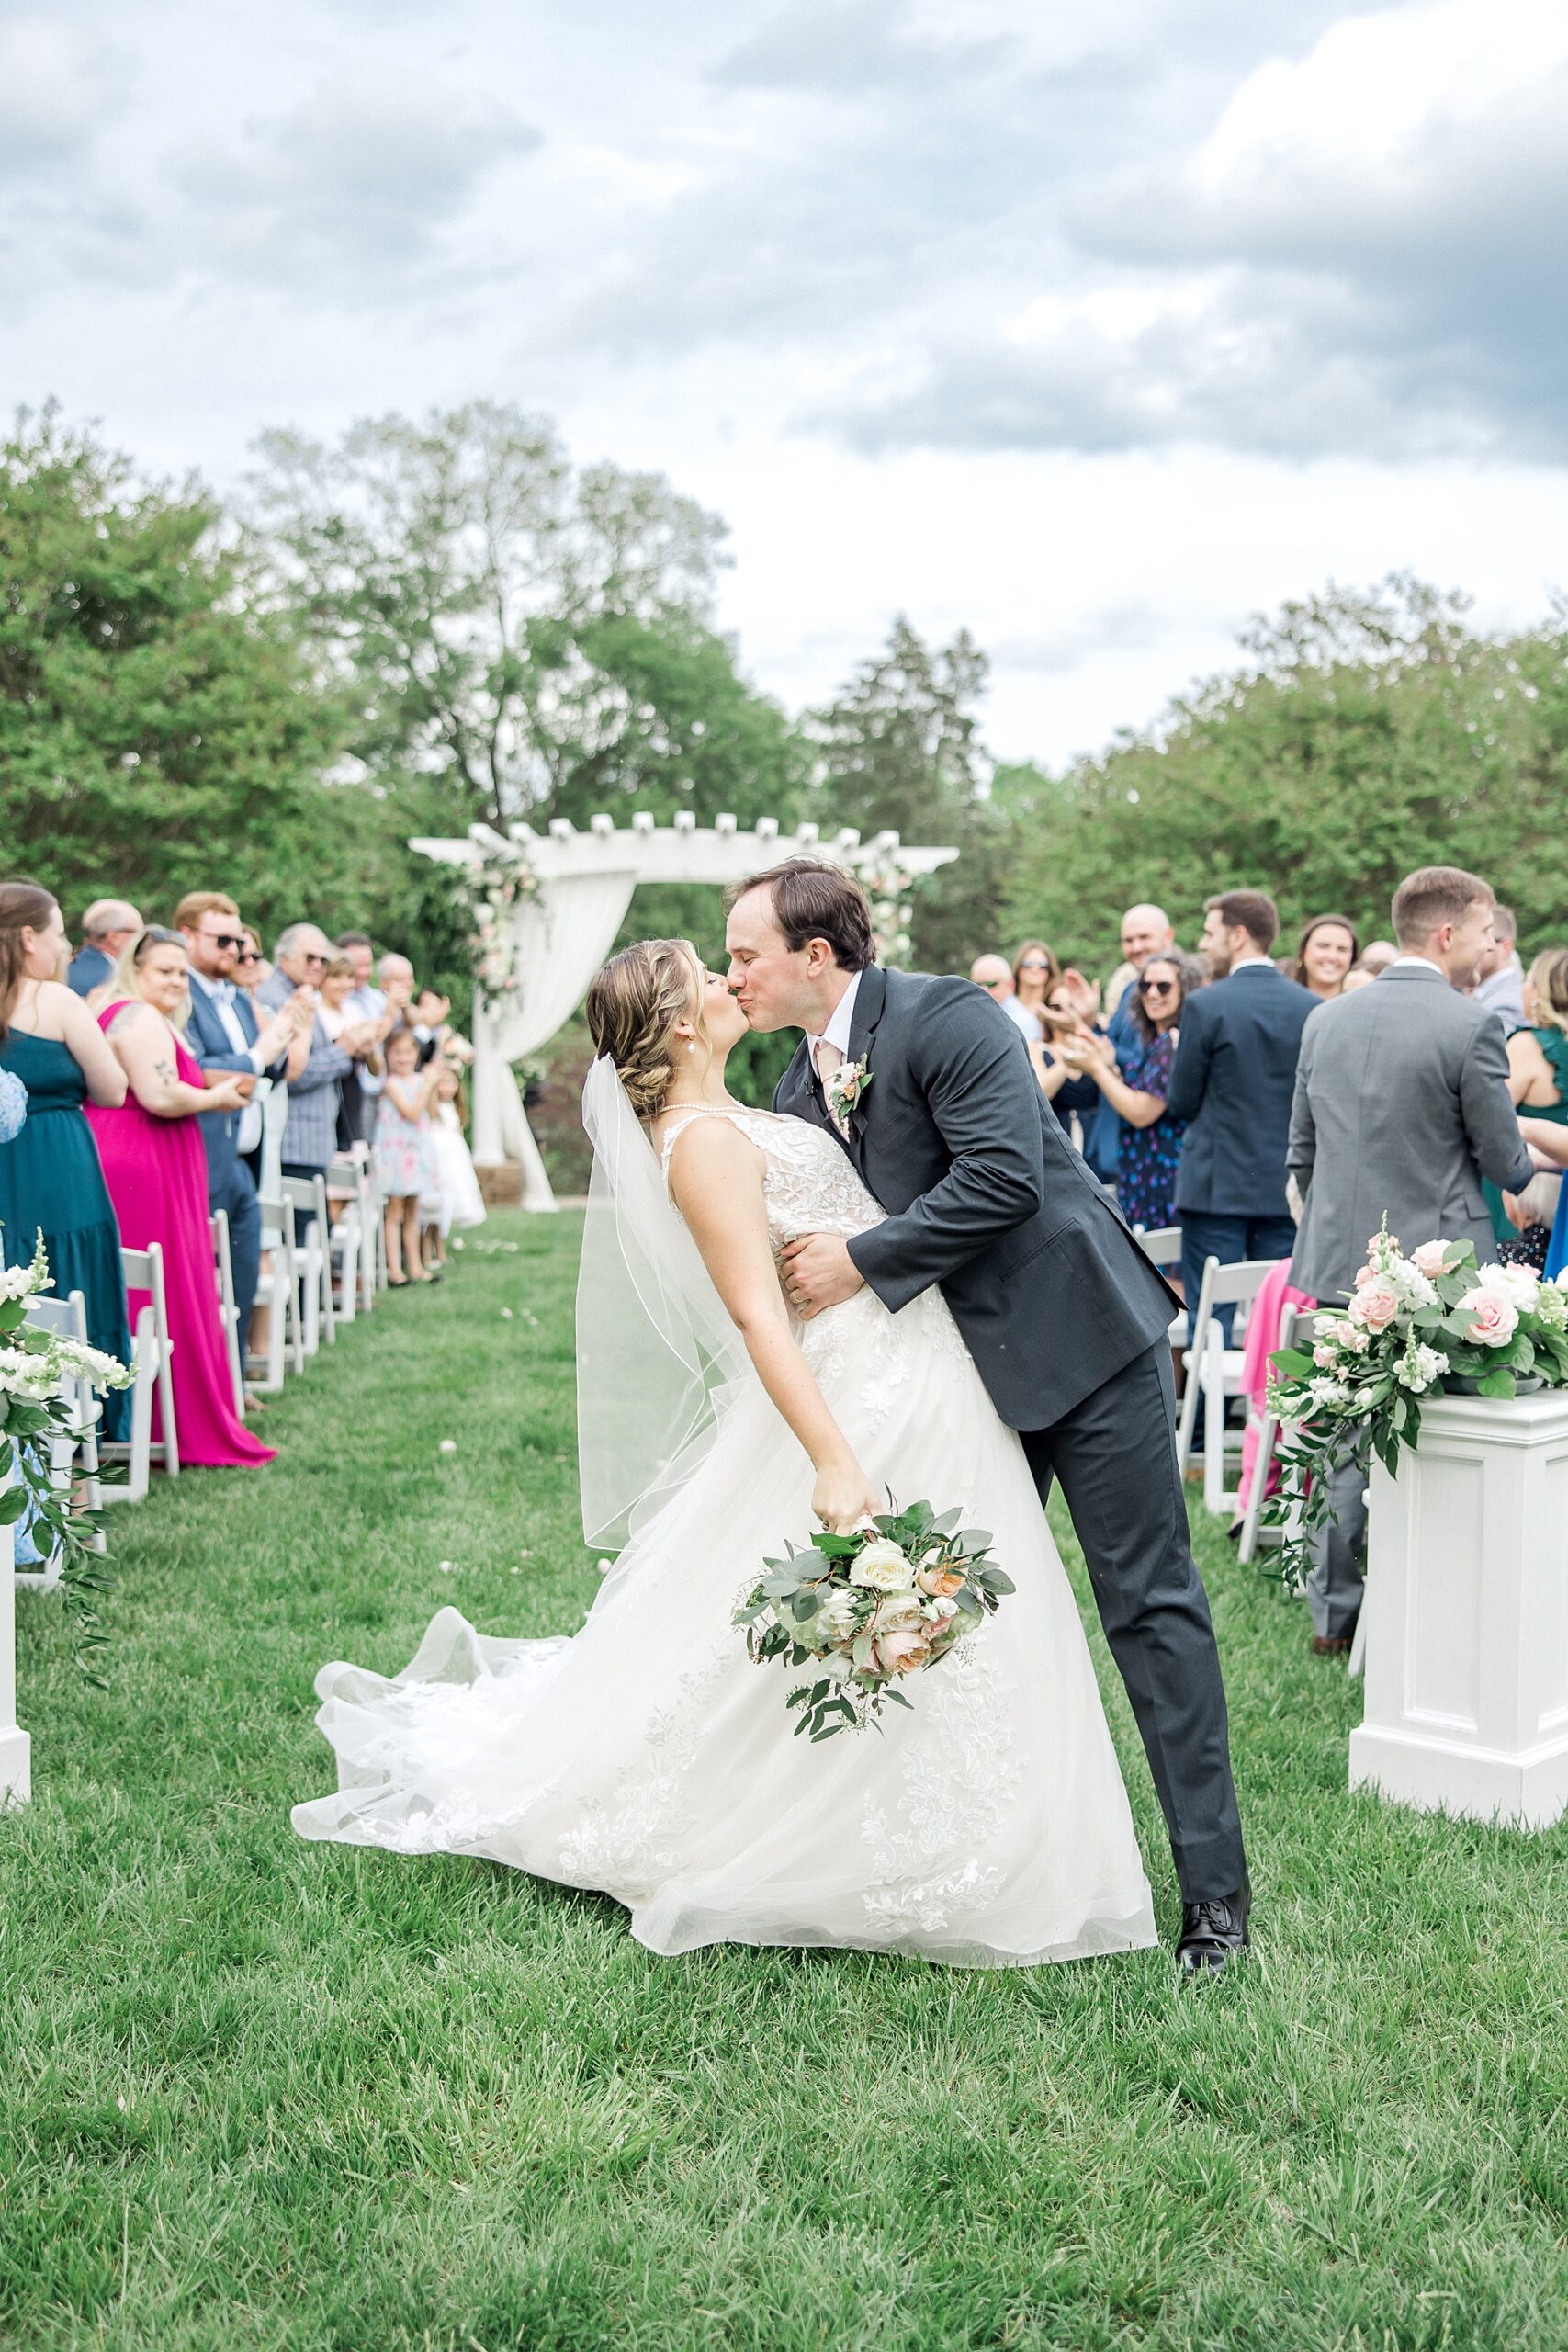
[{"xmin": 3, "ymin": 1215, "xmax": 1567, "ymax": 2352}]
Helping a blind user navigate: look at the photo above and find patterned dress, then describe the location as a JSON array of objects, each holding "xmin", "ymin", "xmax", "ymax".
[{"xmin": 1112, "ymin": 1029, "xmax": 1186, "ymax": 1230}]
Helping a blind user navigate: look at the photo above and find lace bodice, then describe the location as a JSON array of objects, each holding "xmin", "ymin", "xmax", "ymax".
[{"xmin": 660, "ymin": 1105, "xmax": 885, "ymax": 1250}]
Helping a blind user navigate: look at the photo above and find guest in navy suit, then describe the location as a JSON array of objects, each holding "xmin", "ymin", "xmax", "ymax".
[
  {"xmin": 175, "ymin": 892, "xmax": 301, "ymax": 1350},
  {"xmin": 1165, "ymin": 889, "xmax": 1318, "ymax": 1337}
]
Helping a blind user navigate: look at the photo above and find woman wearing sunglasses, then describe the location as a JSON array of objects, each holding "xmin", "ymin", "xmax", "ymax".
[
  {"xmin": 1054, "ymin": 950, "xmax": 1206, "ymax": 1234},
  {"xmin": 1002, "ymin": 939, "xmax": 1062, "ymax": 1046}
]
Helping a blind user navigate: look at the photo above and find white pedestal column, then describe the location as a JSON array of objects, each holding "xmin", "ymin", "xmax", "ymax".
[
  {"xmin": 1349, "ymin": 1390, "xmax": 1568, "ymax": 1828},
  {"xmin": 0, "ymin": 1461, "xmax": 32, "ymax": 1804}
]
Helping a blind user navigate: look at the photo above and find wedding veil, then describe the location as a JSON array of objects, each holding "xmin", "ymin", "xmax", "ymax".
[{"xmin": 576, "ymin": 1055, "xmax": 751, "ymax": 1548}]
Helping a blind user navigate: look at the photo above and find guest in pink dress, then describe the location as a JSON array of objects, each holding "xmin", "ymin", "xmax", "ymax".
[{"xmin": 86, "ymin": 928, "xmax": 276, "ymax": 1470}]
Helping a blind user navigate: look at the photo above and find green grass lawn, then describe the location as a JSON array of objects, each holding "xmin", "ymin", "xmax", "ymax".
[{"xmin": 4, "ymin": 1212, "xmax": 1566, "ymax": 2352}]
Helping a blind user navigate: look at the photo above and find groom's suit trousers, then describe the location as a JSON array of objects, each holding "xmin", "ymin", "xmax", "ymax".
[{"xmin": 1021, "ymin": 1341, "xmax": 1247, "ymax": 1907}]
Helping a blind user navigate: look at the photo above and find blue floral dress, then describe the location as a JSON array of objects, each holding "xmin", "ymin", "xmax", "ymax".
[{"xmin": 1113, "ymin": 1030, "xmax": 1186, "ymax": 1231}]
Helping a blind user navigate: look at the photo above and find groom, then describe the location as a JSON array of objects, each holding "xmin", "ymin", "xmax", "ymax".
[{"xmin": 727, "ymin": 859, "xmax": 1250, "ymax": 1975}]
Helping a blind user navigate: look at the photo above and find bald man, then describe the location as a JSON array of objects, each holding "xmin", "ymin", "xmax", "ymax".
[
  {"xmin": 68, "ymin": 898, "xmax": 142, "ymax": 996},
  {"xmin": 969, "ymin": 953, "xmax": 1014, "ymax": 1004}
]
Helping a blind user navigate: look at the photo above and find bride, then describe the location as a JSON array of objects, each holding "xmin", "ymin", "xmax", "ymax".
[{"xmin": 292, "ymin": 940, "xmax": 1156, "ymax": 1967}]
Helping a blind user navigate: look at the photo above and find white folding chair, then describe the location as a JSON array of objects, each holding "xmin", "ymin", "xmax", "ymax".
[
  {"xmin": 1134, "ymin": 1225, "xmax": 1188, "ymax": 1351},
  {"xmin": 102, "ymin": 1242, "xmax": 177, "ymax": 1502},
  {"xmin": 17, "ymin": 1289, "xmax": 106, "ymax": 1583},
  {"xmin": 210, "ymin": 1209, "xmax": 246, "ymax": 1415},
  {"xmin": 252, "ymin": 1080, "xmax": 303, "ymax": 1391},
  {"xmin": 326, "ymin": 1155, "xmax": 363, "ymax": 1326},
  {"xmin": 1236, "ymin": 1303, "xmax": 1304, "ymax": 1564},
  {"xmin": 280, "ymin": 1175, "xmax": 334, "ymax": 1356},
  {"xmin": 1175, "ymin": 1256, "xmax": 1279, "ymax": 1515}
]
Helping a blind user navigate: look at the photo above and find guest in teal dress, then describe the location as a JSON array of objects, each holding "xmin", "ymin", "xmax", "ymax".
[
  {"xmin": 0, "ymin": 880, "xmax": 134, "ymax": 1437},
  {"xmin": 1486, "ymin": 950, "xmax": 1568, "ymax": 1262},
  {"xmin": 1051, "ymin": 950, "xmax": 1207, "ymax": 1237}
]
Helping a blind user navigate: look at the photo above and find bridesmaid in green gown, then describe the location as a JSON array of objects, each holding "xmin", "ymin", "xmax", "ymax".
[{"xmin": 0, "ymin": 881, "xmax": 134, "ymax": 1437}]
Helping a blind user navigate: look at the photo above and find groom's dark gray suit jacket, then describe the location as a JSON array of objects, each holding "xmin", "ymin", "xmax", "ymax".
[{"xmin": 774, "ymin": 966, "xmax": 1178, "ymax": 1430}]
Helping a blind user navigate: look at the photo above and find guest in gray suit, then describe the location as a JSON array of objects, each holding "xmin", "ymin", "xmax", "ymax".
[{"xmin": 1288, "ymin": 865, "xmax": 1535, "ymax": 1653}]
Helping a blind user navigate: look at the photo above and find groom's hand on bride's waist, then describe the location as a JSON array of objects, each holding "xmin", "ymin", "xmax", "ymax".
[{"xmin": 781, "ymin": 1233, "xmax": 865, "ymax": 1321}]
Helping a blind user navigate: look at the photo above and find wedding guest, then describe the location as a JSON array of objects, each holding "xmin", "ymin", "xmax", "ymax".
[
  {"xmin": 1092, "ymin": 903, "xmax": 1177, "ymax": 1183},
  {"xmin": 1359, "ymin": 939, "xmax": 1397, "ymax": 977},
  {"xmin": 67, "ymin": 899, "xmax": 141, "ymax": 998},
  {"xmin": 1103, "ymin": 903, "xmax": 1175, "ymax": 1023},
  {"xmin": 413, "ymin": 987, "xmax": 475, "ymax": 1069},
  {"xmin": 0, "ymin": 881, "xmax": 133, "ymax": 1436},
  {"xmin": 255, "ymin": 925, "xmax": 353, "ymax": 1190},
  {"xmin": 1032, "ymin": 978, "xmax": 1120, "ymax": 1183},
  {"xmin": 1288, "ymin": 866, "xmax": 1534, "ymax": 1654},
  {"xmin": 1057, "ymin": 951, "xmax": 1205, "ymax": 1232},
  {"xmin": 427, "ymin": 1063, "xmax": 487, "ymax": 1261},
  {"xmin": 1292, "ymin": 913, "xmax": 1359, "ymax": 1001},
  {"xmin": 1341, "ymin": 965, "xmax": 1378, "ymax": 994},
  {"xmin": 375, "ymin": 1026, "xmax": 441, "ymax": 1286},
  {"xmin": 176, "ymin": 891, "xmax": 299, "ymax": 1364},
  {"xmin": 969, "ymin": 954, "xmax": 1014, "ymax": 1004},
  {"xmin": 1167, "ymin": 891, "xmax": 1316, "ymax": 1339},
  {"xmin": 1004, "ymin": 942, "xmax": 1059, "ymax": 1046},
  {"xmin": 1472, "ymin": 903, "xmax": 1526, "ymax": 1028},
  {"xmin": 1491, "ymin": 949, "xmax": 1568, "ymax": 1261},
  {"xmin": 236, "ymin": 928, "xmax": 270, "ymax": 1001},
  {"xmin": 335, "ymin": 931, "xmax": 389, "ymax": 1148},
  {"xmin": 88, "ymin": 929, "xmax": 274, "ymax": 1468}
]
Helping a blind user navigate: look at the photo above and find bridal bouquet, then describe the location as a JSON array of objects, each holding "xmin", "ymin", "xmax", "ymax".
[
  {"xmin": 733, "ymin": 1498, "xmax": 1013, "ymax": 1741},
  {"xmin": 1264, "ymin": 1221, "xmax": 1568, "ymax": 1585}
]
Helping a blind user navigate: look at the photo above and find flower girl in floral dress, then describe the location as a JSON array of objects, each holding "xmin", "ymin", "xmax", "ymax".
[{"xmin": 374, "ymin": 1026, "xmax": 440, "ymax": 1285}]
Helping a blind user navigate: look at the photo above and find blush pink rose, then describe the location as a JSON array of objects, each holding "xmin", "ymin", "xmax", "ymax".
[
  {"xmin": 875, "ymin": 1626, "xmax": 933, "ymax": 1676},
  {"xmin": 1459, "ymin": 1287, "xmax": 1518, "ymax": 1348},
  {"xmin": 1411, "ymin": 1241, "xmax": 1450, "ymax": 1277},
  {"xmin": 1349, "ymin": 1277, "xmax": 1400, "ymax": 1332}
]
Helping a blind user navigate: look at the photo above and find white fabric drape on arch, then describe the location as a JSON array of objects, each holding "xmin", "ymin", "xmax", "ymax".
[{"xmin": 471, "ymin": 868, "xmax": 638, "ymax": 1209}]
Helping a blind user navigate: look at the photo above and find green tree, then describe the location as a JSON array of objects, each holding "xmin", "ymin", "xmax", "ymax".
[
  {"xmin": 0, "ymin": 404, "xmax": 346, "ymax": 934},
  {"xmin": 804, "ymin": 616, "xmax": 1006, "ymax": 972},
  {"xmin": 245, "ymin": 401, "xmax": 803, "ymax": 831},
  {"xmin": 1000, "ymin": 577, "xmax": 1568, "ymax": 971}
]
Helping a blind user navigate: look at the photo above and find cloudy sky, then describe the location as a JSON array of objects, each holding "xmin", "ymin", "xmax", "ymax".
[{"xmin": 6, "ymin": 0, "xmax": 1567, "ymax": 764}]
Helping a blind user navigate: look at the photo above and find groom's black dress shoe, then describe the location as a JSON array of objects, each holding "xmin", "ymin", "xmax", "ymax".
[{"xmin": 1177, "ymin": 1894, "xmax": 1249, "ymax": 1977}]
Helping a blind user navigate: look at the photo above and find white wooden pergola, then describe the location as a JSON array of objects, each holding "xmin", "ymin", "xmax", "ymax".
[{"xmin": 412, "ymin": 815, "xmax": 957, "ymax": 1207}]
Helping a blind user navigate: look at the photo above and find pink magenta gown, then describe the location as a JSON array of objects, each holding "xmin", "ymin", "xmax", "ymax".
[{"xmin": 86, "ymin": 1004, "xmax": 275, "ymax": 1471}]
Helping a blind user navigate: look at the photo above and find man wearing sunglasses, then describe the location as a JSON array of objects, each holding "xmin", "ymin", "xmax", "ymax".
[
  {"xmin": 177, "ymin": 892, "xmax": 307, "ymax": 1356},
  {"xmin": 256, "ymin": 924, "xmax": 357, "ymax": 1199}
]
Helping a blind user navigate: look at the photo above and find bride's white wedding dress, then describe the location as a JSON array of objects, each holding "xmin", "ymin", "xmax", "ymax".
[{"xmin": 292, "ymin": 1104, "xmax": 1156, "ymax": 1968}]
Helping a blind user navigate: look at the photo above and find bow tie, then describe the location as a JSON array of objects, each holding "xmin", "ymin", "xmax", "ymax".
[{"xmin": 208, "ymin": 980, "xmax": 235, "ymax": 1004}]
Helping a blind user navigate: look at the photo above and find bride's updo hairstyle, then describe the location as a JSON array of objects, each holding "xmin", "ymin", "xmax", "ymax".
[{"xmin": 586, "ymin": 938, "xmax": 707, "ymax": 1121}]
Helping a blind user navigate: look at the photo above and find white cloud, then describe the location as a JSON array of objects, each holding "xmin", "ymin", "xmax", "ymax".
[
  {"xmin": 0, "ymin": 14, "xmax": 127, "ymax": 167},
  {"xmin": 170, "ymin": 65, "xmax": 541, "ymax": 289}
]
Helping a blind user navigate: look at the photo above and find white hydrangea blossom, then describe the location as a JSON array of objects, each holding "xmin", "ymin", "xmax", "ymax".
[{"xmin": 1477, "ymin": 1261, "xmax": 1540, "ymax": 1311}]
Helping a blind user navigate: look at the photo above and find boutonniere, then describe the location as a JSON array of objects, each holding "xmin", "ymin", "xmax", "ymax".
[{"xmin": 826, "ymin": 1054, "xmax": 873, "ymax": 1128}]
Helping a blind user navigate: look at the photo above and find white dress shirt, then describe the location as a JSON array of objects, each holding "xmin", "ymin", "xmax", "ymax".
[
  {"xmin": 344, "ymin": 983, "xmax": 387, "ymax": 1094},
  {"xmin": 807, "ymin": 969, "xmax": 863, "ymax": 1082},
  {"xmin": 189, "ymin": 967, "xmax": 264, "ymax": 1153},
  {"xmin": 1388, "ymin": 955, "xmax": 1447, "ymax": 979}
]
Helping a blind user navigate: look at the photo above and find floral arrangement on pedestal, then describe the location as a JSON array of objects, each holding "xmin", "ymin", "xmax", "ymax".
[
  {"xmin": 463, "ymin": 847, "xmax": 538, "ymax": 1012},
  {"xmin": 2, "ymin": 1234, "xmax": 132, "ymax": 1677},
  {"xmin": 1264, "ymin": 1222, "xmax": 1568, "ymax": 1585},
  {"xmin": 846, "ymin": 849, "xmax": 918, "ymax": 970}
]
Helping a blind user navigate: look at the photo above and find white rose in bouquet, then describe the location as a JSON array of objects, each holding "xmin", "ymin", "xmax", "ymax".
[
  {"xmin": 816, "ymin": 1589, "xmax": 863, "ymax": 1643},
  {"xmin": 850, "ymin": 1538, "xmax": 916, "ymax": 1592}
]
